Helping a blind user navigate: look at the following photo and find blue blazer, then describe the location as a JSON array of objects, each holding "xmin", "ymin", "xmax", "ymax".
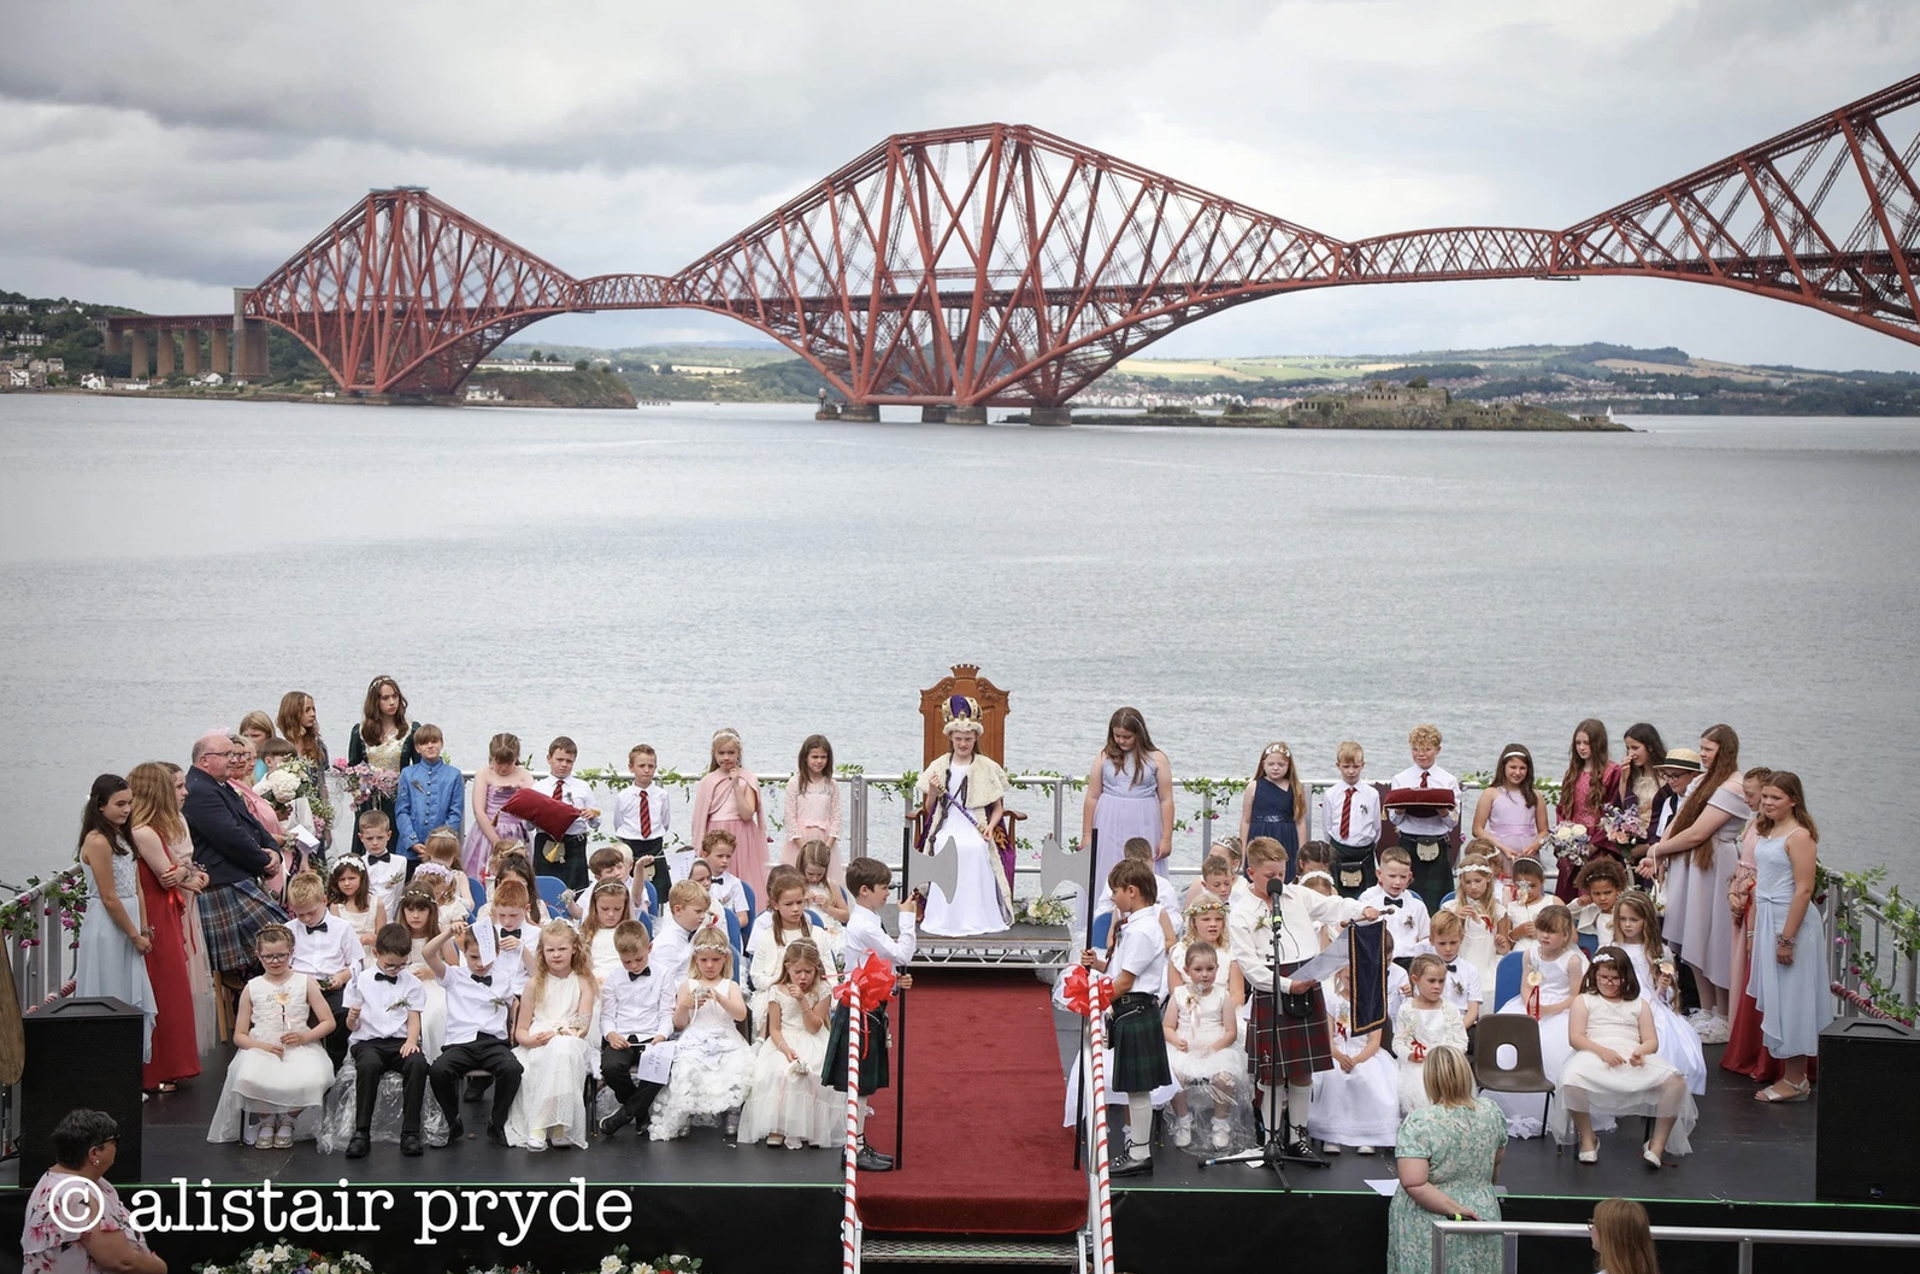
[{"xmin": 394, "ymin": 759, "xmax": 465, "ymax": 857}]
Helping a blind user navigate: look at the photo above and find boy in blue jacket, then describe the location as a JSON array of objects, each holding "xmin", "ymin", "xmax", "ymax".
[{"xmin": 395, "ymin": 724, "xmax": 464, "ymax": 860}]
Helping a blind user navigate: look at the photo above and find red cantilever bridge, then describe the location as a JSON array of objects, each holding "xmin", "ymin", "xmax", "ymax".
[{"xmin": 109, "ymin": 73, "xmax": 1920, "ymax": 414}]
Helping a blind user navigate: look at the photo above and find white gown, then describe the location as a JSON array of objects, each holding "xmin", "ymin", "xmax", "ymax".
[
  {"xmin": 1308, "ymin": 990, "xmax": 1401, "ymax": 1150},
  {"xmin": 1549, "ymin": 994, "xmax": 1697, "ymax": 1155},
  {"xmin": 1490, "ymin": 946, "xmax": 1596, "ymax": 1138},
  {"xmin": 736, "ymin": 984, "xmax": 840, "ymax": 1147},
  {"xmin": 505, "ymin": 973, "xmax": 592, "ymax": 1149},
  {"xmin": 1450, "ymin": 902, "xmax": 1504, "ymax": 989},
  {"xmin": 1617, "ymin": 940, "xmax": 1707, "ymax": 1095},
  {"xmin": 650, "ymin": 979, "xmax": 753, "ymax": 1139},
  {"xmin": 207, "ymin": 973, "xmax": 333, "ymax": 1142},
  {"xmin": 918, "ymin": 763, "xmax": 1012, "ymax": 937},
  {"xmin": 1394, "ymin": 1001, "xmax": 1470, "ymax": 1114}
]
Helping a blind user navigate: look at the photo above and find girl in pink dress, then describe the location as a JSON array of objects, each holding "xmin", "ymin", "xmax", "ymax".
[
  {"xmin": 781, "ymin": 733, "xmax": 842, "ymax": 879},
  {"xmin": 462, "ymin": 733, "xmax": 531, "ymax": 878},
  {"xmin": 691, "ymin": 728, "xmax": 771, "ymax": 897},
  {"xmin": 1472, "ymin": 744, "xmax": 1547, "ymax": 878},
  {"xmin": 1556, "ymin": 719, "xmax": 1622, "ymax": 901}
]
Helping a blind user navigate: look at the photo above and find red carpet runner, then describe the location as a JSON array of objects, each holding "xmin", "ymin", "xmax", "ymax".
[{"xmin": 859, "ymin": 971, "xmax": 1085, "ymax": 1233}]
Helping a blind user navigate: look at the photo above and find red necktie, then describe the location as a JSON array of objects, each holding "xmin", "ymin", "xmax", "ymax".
[
  {"xmin": 638, "ymin": 791, "xmax": 652, "ymax": 838},
  {"xmin": 1340, "ymin": 788, "xmax": 1354, "ymax": 839},
  {"xmin": 1419, "ymin": 770, "xmax": 1431, "ymax": 788},
  {"xmin": 553, "ymin": 778, "xmax": 566, "ymax": 800}
]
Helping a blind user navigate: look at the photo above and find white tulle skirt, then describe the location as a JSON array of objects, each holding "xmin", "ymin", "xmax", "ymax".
[
  {"xmin": 504, "ymin": 1036, "xmax": 592, "ymax": 1149},
  {"xmin": 1308, "ymin": 1051, "xmax": 1401, "ymax": 1149},
  {"xmin": 206, "ymin": 1045, "xmax": 333, "ymax": 1143},
  {"xmin": 736, "ymin": 1028, "xmax": 839, "ymax": 1147},
  {"xmin": 650, "ymin": 1032, "xmax": 753, "ymax": 1140}
]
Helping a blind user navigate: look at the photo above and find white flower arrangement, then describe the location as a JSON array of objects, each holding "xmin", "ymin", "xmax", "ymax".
[{"xmin": 256, "ymin": 769, "xmax": 302, "ymax": 803}]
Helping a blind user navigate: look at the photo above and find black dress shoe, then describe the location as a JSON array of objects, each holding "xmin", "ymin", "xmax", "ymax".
[
  {"xmin": 486, "ymin": 1126, "xmax": 510, "ymax": 1148},
  {"xmin": 345, "ymin": 1134, "xmax": 370, "ymax": 1159},
  {"xmin": 855, "ymin": 1145, "xmax": 894, "ymax": 1172},
  {"xmin": 439, "ymin": 1118, "xmax": 464, "ymax": 1144},
  {"xmin": 599, "ymin": 1112, "xmax": 630, "ymax": 1138},
  {"xmin": 400, "ymin": 1133, "xmax": 423, "ymax": 1157},
  {"xmin": 464, "ymin": 1076, "xmax": 491, "ymax": 1102},
  {"xmin": 1279, "ymin": 1138, "xmax": 1327, "ymax": 1165},
  {"xmin": 1109, "ymin": 1153, "xmax": 1153, "ymax": 1178}
]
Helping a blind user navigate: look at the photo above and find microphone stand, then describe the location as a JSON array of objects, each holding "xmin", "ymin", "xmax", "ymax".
[{"xmin": 1201, "ymin": 876, "xmax": 1317, "ymax": 1183}]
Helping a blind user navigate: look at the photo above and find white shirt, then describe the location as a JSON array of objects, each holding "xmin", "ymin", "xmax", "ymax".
[
  {"xmin": 343, "ymin": 965, "xmax": 425, "ymax": 1043},
  {"xmin": 1401, "ymin": 943, "xmax": 1485, "ymax": 1013},
  {"xmin": 363, "ymin": 852, "xmax": 407, "ymax": 925},
  {"xmin": 746, "ymin": 914, "xmax": 840, "ymax": 992},
  {"xmin": 1360, "ymin": 885, "xmax": 1431, "ymax": 952},
  {"xmin": 1228, "ymin": 882, "xmax": 1369, "ymax": 992},
  {"xmin": 1321, "ymin": 782, "xmax": 1382, "ymax": 847},
  {"xmin": 490, "ymin": 920, "xmax": 538, "ymax": 998},
  {"xmin": 845, "ymin": 901, "xmax": 916, "ymax": 973},
  {"xmin": 650, "ymin": 915, "xmax": 702, "ymax": 1020},
  {"xmin": 611, "ymin": 784, "xmax": 672, "ymax": 842},
  {"xmin": 1110, "ymin": 903, "xmax": 1170, "ymax": 999},
  {"xmin": 601, "ymin": 965, "xmax": 670, "ymax": 1038},
  {"xmin": 539, "ymin": 774, "xmax": 600, "ymax": 837},
  {"xmin": 291, "ymin": 914, "xmax": 364, "ymax": 980},
  {"xmin": 708, "ymin": 869, "xmax": 749, "ymax": 918},
  {"xmin": 1571, "ymin": 903, "xmax": 1616, "ymax": 945},
  {"xmin": 1388, "ymin": 764, "xmax": 1463, "ymax": 837},
  {"xmin": 440, "ymin": 962, "xmax": 514, "ymax": 1046}
]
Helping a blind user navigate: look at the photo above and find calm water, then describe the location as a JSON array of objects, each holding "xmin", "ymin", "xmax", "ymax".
[{"xmin": 0, "ymin": 395, "xmax": 1914, "ymax": 897}]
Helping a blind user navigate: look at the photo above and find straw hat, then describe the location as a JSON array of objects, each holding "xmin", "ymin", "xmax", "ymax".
[{"xmin": 1655, "ymin": 748, "xmax": 1704, "ymax": 773}]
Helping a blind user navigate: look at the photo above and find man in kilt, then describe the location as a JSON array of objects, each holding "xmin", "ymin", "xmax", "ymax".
[
  {"xmin": 1229, "ymin": 837, "xmax": 1379, "ymax": 1160},
  {"xmin": 182, "ymin": 733, "xmax": 288, "ymax": 991},
  {"xmin": 824, "ymin": 856, "xmax": 916, "ymax": 1172},
  {"xmin": 1080, "ymin": 857, "xmax": 1172, "ymax": 1176}
]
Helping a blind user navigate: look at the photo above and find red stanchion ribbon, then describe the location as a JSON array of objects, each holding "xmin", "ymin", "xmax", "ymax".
[
  {"xmin": 1061, "ymin": 965, "xmax": 1114, "ymax": 1018},
  {"xmin": 835, "ymin": 954, "xmax": 899, "ymax": 1013}
]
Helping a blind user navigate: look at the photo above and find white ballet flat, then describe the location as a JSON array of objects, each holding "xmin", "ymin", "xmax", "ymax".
[{"xmin": 1577, "ymin": 1147, "xmax": 1599, "ymax": 1164}]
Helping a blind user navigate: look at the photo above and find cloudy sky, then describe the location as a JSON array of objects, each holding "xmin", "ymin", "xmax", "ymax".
[{"xmin": 4, "ymin": 0, "xmax": 1918, "ymax": 368}]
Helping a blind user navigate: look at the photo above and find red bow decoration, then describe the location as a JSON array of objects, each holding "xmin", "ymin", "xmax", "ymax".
[
  {"xmin": 833, "ymin": 954, "xmax": 898, "ymax": 1012},
  {"xmin": 1408, "ymin": 1040, "xmax": 1428, "ymax": 1063},
  {"xmin": 1061, "ymin": 965, "xmax": 1115, "ymax": 1017}
]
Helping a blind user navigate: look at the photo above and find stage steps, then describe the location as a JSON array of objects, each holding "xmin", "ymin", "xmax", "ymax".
[{"xmin": 863, "ymin": 1233, "xmax": 1085, "ymax": 1271}]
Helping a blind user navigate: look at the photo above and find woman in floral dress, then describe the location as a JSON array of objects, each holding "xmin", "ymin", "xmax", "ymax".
[{"xmin": 1388, "ymin": 1046, "xmax": 1508, "ymax": 1274}]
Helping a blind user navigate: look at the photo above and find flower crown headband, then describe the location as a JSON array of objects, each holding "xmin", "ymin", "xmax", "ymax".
[
  {"xmin": 1590, "ymin": 951, "xmax": 1618, "ymax": 964},
  {"xmin": 412, "ymin": 861, "xmax": 456, "ymax": 882},
  {"xmin": 1457, "ymin": 862, "xmax": 1495, "ymax": 877},
  {"xmin": 1184, "ymin": 896, "xmax": 1228, "ymax": 920},
  {"xmin": 330, "ymin": 856, "xmax": 369, "ymax": 878},
  {"xmin": 1297, "ymin": 870, "xmax": 1335, "ymax": 887},
  {"xmin": 1262, "ymin": 743, "xmax": 1290, "ymax": 756}
]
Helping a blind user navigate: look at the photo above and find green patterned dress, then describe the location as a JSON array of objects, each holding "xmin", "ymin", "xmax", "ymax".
[{"xmin": 1387, "ymin": 1097, "xmax": 1508, "ymax": 1274}]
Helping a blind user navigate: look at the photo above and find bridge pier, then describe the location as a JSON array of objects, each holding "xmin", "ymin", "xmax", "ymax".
[
  {"xmin": 209, "ymin": 330, "xmax": 230, "ymax": 374},
  {"xmin": 919, "ymin": 405, "xmax": 947, "ymax": 423},
  {"xmin": 181, "ymin": 331, "xmax": 203, "ymax": 377},
  {"xmin": 233, "ymin": 323, "xmax": 268, "ymax": 379},
  {"xmin": 946, "ymin": 406, "xmax": 988, "ymax": 425},
  {"xmin": 154, "ymin": 330, "xmax": 175, "ymax": 378},
  {"xmin": 841, "ymin": 403, "xmax": 881, "ymax": 422},
  {"xmin": 129, "ymin": 331, "xmax": 148, "ymax": 380},
  {"xmin": 1029, "ymin": 407, "xmax": 1073, "ymax": 426}
]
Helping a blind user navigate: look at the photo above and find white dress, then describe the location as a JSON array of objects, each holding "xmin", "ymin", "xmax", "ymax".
[
  {"xmin": 1490, "ymin": 946, "xmax": 1584, "ymax": 1137},
  {"xmin": 917, "ymin": 761, "xmax": 1012, "ymax": 937},
  {"xmin": 1504, "ymin": 897, "xmax": 1549, "ymax": 955},
  {"xmin": 1618, "ymin": 941, "xmax": 1707, "ymax": 1095},
  {"xmin": 1394, "ymin": 1001, "xmax": 1469, "ymax": 1114},
  {"xmin": 802, "ymin": 881, "xmax": 848, "ymax": 959},
  {"xmin": 1165, "ymin": 983, "xmax": 1247, "ymax": 1089},
  {"xmin": 650, "ymin": 979, "xmax": 753, "ymax": 1139},
  {"xmin": 334, "ymin": 903, "xmax": 379, "ymax": 950},
  {"xmin": 746, "ymin": 920, "xmax": 840, "ymax": 1035},
  {"xmin": 736, "ymin": 985, "xmax": 840, "ymax": 1147},
  {"xmin": 1450, "ymin": 901, "xmax": 1504, "ymax": 989},
  {"xmin": 208, "ymin": 974, "xmax": 333, "ymax": 1141},
  {"xmin": 1309, "ymin": 990, "xmax": 1402, "ymax": 1149},
  {"xmin": 504, "ymin": 972, "xmax": 592, "ymax": 1149},
  {"xmin": 1549, "ymin": 994, "xmax": 1697, "ymax": 1155}
]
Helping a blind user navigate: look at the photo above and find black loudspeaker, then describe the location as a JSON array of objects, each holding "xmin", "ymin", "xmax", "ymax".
[
  {"xmin": 1816, "ymin": 1017, "xmax": 1920, "ymax": 1203},
  {"xmin": 20, "ymin": 997, "xmax": 145, "ymax": 1185}
]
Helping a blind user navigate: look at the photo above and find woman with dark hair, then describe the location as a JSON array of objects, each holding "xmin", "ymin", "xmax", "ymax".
[
  {"xmin": 1637, "ymin": 725, "xmax": 1747, "ymax": 1043},
  {"xmin": 1610, "ymin": 724, "xmax": 1667, "ymax": 868},
  {"xmin": 1080, "ymin": 707, "xmax": 1174, "ymax": 886},
  {"xmin": 275, "ymin": 691, "xmax": 332, "ymax": 851},
  {"xmin": 74, "ymin": 776, "xmax": 155, "ymax": 1065},
  {"xmin": 21, "ymin": 1110, "xmax": 165, "ymax": 1274},
  {"xmin": 346, "ymin": 675, "xmax": 418, "ymax": 856},
  {"xmin": 1556, "ymin": 719, "xmax": 1621, "ymax": 901}
]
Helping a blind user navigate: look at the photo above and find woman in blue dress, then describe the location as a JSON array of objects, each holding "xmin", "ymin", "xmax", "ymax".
[
  {"xmin": 1239, "ymin": 741, "xmax": 1309, "ymax": 878},
  {"xmin": 1080, "ymin": 707, "xmax": 1174, "ymax": 887},
  {"xmin": 1747, "ymin": 771, "xmax": 1831, "ymax": 1104},
  {"xmin": 74, "ymin": 775, "xmax": 156, "ymax": 1064}
]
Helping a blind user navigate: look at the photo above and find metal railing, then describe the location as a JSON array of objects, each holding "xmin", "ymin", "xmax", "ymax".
[
  {"xmin": 1431, "ymin": 1218, "xmax": 1920, "ymax": 1274},
  {"xmin": 1827, "ymin": 874, "xmax": 1919, "ymax": 1023}
]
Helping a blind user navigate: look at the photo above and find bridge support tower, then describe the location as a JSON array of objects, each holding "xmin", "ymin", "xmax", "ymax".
[{"xmin": 1029, "ymin": 407, "xmax": 1072, "ymax": 426}]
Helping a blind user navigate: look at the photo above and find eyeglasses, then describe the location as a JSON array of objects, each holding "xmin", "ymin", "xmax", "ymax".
[
  {"xmin": 92, "ymin": 1136, "xmax": 117, "ymax": 1150},
  {"xmin": 259, "ymin": 951, "xmax": 291, "ymax": 961}
]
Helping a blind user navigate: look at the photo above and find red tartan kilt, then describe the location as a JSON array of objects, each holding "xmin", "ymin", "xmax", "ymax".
[{"xmin": 1250, "ymin": 987, "xmax": 1334, "ymax": 1084}]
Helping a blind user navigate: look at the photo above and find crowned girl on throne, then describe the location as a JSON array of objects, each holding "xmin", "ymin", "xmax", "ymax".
[{"xmin": 913, "ymin": 696, "xmax": 1015, "ymax": 936}]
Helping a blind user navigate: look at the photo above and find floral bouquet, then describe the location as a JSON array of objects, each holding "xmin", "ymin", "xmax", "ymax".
[
  {"xmin": 1015, "ymin": 894, "xmax": 1074, "ymax": 927},
  {"xmin": 1547, "ymin": 821, "xmax": 1591, "ymax": 868},
  {"xmin": 255, "ymin": 759, "xmax": 320, "ymax": 821},
  {"xmin": 333, "ymin": 759, "xmax": 400, "ymax": 811},
  {"xmin": 1598, "ymin": 805, "xmax": 1644, "ymax": 848}
]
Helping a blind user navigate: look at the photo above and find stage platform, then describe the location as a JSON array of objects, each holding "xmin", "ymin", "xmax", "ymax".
[
  {"xmin": 1050, "ymin": 1002, "xmax": 1920, "ymax": 1273},
  {"xmin": 912, "ymin": 923, "xmax": 1076, "ymax": 970}
]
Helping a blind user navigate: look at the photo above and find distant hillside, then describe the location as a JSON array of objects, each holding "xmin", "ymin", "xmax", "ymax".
[{"xmin": 466, "ymin": 368, "xmax": 637, "ymax": 408}]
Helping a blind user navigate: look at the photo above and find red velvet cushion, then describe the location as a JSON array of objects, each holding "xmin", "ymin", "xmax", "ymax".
[
  {"xmin": 501, "ymin": 787, "xmax": 583, "ymax": 839},
  {"xmin": 1384, "ymin": 787, "xmax": 1457, "ymax": 814}
]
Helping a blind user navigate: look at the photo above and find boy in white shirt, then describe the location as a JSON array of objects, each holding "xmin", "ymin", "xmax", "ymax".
[
  {"xmin": 1360, "ymin": 848, "xmax": 1432, "ymax": 960},
  {"xmin": 1399, "ymin": 910, "xmax": 1483, "ymax": 1028},
  {"xmin": 1323, "ymin": 741, "xmax": 1383, "ymax": 898},
  {"xmin": 651, "ymin": 879, "xmax": 710, "ymax": 1017},
  {"xmin": 288, "ymin": 871, "xmax": 363, "ymax": 1072},
  {"xmin": 598, "ymin": 921, "xmax": 671, "ymax": 1136},
  {"xmin": 699, "ymin": 830, "xmax": 751, "ymax": 931},
  {"xmin": 342, "ymin": 924, "xmax": 429, "ymax": 1158},
  {"xmin": 612, "ymin": 744, "xmax": 673, "ymax": 883},
  {"xmin": 825, "ymin": 856, "xmax": 916, "ymax": 1172},
  {"xmin": 534, "ymin": 735, "xmax": 602, "ymax": 893},
  {"xmin": 1081, "ymin": 857, "xmax": 1172, "ymax": 1176},
  {"xmin": 1388, "ymin": 723, "xmax": 1463, "ymax": 911},
  {"xmin": 424, "ymin": 921, "xmax": 524, "ymax": 1147},
  {"xmin": 357, "ymin": 812, "xmax": 408, "ymax": 924}
]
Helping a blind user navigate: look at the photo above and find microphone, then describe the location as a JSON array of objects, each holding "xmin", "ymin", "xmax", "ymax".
[{"xmin": 1265, "ymin": 876, "xmax": 1285, "ymax": 900}]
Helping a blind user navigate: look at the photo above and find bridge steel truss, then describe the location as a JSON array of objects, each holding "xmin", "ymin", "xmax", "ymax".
[{"xmin": 241, "ymin": 74, "xmax": 1920, "ymax": 401}]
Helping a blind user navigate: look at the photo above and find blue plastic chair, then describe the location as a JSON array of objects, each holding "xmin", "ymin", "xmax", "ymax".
[
  {"xmin": 1439, "ymin": 891, "xmax": 1457, "ymax": 909},
  {"xmin": 1494, "ymin": 949, "xmax": 1525, "ymax": 1009},
  {"xmin": 805, "ymin": 909, "xmax": 827, "ymax": 929},
  {"xmin": 1090, "ymin": 911, "xmax": 1113, "ymax": 952},
  {"xmin": 638, "ymin": 912, "xmax": 653, "ymax": 939},
  {"xmin": 1578, "ymin": 932, "xmax": 1599, "ymax": 956},
  {"xmin": 465, "ymin": 874, "xmax": 486, "ymax": 921},
  {"xmin": 724, "ymin": 908, "xmax": 744, "ymax": 962},
  {"xmin": 535, "ymin": 874, "xmax": 569, "ymax": 915},
  {"xmin": 643, "ymin": 880, "xmax": 658, "ymax": 913},
  {"xmin": 741, "ymin": 881, "xmax": 757, "ymax": 931}
]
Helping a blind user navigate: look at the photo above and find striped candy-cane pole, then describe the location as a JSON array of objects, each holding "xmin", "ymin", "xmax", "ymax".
[
  {"xmin": 840, "ymin": 995, "xmax": 864, "ymax": 1274},
  {"xmin": 1086, "ymin": 975, "xmax": 1115, "ymax": 1274}
]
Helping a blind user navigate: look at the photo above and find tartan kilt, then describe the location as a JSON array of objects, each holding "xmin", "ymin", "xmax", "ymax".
[
  {"xmin": 198, "ymin": 879, "xmax": 288, "ymax": 975},
  {"xmin": 1108, "ymin": 994, "xmax": 1173, "ymax": 1092},
  {"xmin": 1250, "ymin": 986, "xmax": 1334, "ymax": 1084},
  {"xmin": 823, "ymin": 1001, "xmax": 890, "ymax": 1096}
]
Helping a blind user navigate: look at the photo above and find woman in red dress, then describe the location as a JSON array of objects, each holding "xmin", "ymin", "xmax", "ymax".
[{"xmin": 128, "ymin": 761, "xmax": 203, "ymax": 1091}]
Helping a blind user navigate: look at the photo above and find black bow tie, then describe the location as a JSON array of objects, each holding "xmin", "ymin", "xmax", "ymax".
[
  {"xmin": 374, "ymin": 972, "xmax": 398, "ymax": 984},
  {"xmin": 304, "ymin": 921, "xmax": 330, "ymax": 934},
  {"xmin": 1382, "ymin": 897, "xmax": 1404, "ymax": 910},
  {"xmin": 472, "ymin": 975, "xmax": 492, "ymax": 986},
  {"xmin": 1446, "ymin": 963, "xmax": 1458, "ymax": 973},
  {"xmin": 629, "ymin": 969, "xmax": 651, "ymax": 980}
]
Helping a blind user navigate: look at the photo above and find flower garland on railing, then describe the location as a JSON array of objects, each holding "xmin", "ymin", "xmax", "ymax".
[
  {"xmin": 1827, "ymin": 865, "xmax": 1920, "ymax": 1023},
  {"xmin": 0, "ymin": 866, "xmax": 87, "ymax": 952},
  {"xmin": 194, "ymin": 1242, "xmax": 702, "ymax": 1274}
]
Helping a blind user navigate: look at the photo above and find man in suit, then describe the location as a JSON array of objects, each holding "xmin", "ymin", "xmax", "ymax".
[{"xmin": 183, "ymin": 732, "xmax": 287, "ymax": 982}]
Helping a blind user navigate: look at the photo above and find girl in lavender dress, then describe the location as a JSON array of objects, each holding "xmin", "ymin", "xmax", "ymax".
[
  {"xmin": 1081, "ymin": 707, "xmax": 1173, "ymax": 893},
  {"xmin": 463, "ymin": 733, "xmax": 531, "ymax": 878},
  {"xmin": 1471, "ymin": 745, "xmax": 1546, "ymax": 878}
]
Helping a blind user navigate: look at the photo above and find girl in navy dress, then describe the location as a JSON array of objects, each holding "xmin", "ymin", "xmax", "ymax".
[{"xmin": 1239, "ymin": 742, "xmax": 1309, "ymax": 879}]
